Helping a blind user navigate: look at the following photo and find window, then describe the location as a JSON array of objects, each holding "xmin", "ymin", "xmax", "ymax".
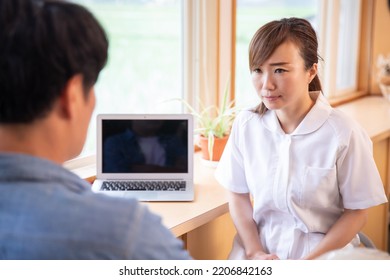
[
  {"xmin": 320, "ymin": 0, "xmax": 362, "ymax": 98},
  {"xmin": 336, "ymin": 0, "xmax": 361, "ymax": 92},
  {"xmin": 234, "ymin": 0, "xmax": 362, "ymax": 107},
  {"xmin": 71, "ymin": 0, "xmax": 184, "ymax": 157}
]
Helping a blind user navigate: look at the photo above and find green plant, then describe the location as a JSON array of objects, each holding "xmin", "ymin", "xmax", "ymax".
[{"xmin": 172, "ymin": 82, "xmax": 237, "ymax": 160}]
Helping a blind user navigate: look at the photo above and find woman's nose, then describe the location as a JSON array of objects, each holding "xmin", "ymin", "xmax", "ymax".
[{"xmin": 261, "ymin": 74, "xmax": 275, "ymax": 91}]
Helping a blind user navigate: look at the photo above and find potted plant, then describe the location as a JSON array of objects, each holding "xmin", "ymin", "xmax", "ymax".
[{"xmin": 176, "ymin": 82, "xmax": 237, "ymax": 163}]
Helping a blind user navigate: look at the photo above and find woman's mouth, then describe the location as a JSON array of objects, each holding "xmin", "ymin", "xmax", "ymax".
[{"xmin": 262, "ymin": 95, "xmax": 281, "ymax": 102}]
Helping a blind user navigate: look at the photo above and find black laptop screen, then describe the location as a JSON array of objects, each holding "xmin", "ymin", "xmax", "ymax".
[{"xmin": 102, "ymin": 119, "xmax": 189, "ymax": 173}]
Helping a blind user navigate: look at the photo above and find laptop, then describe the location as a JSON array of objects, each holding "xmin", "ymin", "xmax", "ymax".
[{"xmin": 92, "ymin": 114, "xmax": 194, "ymax": 201}]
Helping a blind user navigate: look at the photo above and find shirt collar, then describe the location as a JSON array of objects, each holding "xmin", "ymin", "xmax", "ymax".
[{"xmin": 262, "ymin": 91, "xmax": 332, "ymax": 136}]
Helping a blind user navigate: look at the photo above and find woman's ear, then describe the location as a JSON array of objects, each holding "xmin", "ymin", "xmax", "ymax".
[
  {"xmin": 57, "ymin": 75, "xmax": 84, "ymax": 119},
  {"xmin": 308, "ymin": 63, "xmax": 318, "ymax": 83}
]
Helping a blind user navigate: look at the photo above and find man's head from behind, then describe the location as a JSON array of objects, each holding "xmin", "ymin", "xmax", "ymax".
[{"xmin": 0, "ymin": 0, "xmax": 108, "ymax": 160}]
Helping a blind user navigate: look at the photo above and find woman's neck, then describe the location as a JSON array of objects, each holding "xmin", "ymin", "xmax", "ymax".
[{"xmin": 276, "ymin": 94, "xmax": 315, "ymax": 134}]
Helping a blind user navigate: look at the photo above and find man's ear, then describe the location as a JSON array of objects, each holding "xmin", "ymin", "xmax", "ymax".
[{"xmin": 58, "ymin": 74, "xmax": 84, "ymax": 120}]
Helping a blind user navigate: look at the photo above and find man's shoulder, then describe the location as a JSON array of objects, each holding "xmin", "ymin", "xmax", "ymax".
[
  {"xmin": 48, "ymin": 191, "xmax": 158, "ymax": 258},
  {"xmin": 70, "ymin": 192, "xmax": 190, "ymax": 259},
  {"xmin": 64, "ymin": 190, "xmax": 146, "ymax": 232}
]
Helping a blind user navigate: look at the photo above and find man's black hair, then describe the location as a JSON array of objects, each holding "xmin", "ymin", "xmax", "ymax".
[{"xmin": 0, "ymin": 0, "xmax": 108, "ymax": 123}]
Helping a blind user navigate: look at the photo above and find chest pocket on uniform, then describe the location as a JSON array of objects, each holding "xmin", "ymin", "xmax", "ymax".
[{"xmin": 301, "ymin": 166, "xmax": 338, "ymax": 209}]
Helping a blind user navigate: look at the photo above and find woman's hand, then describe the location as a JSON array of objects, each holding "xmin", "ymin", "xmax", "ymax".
[
  {"xmin": 302, "ymin": 208, "xmax": 368, "ymax": 260},
  {"xmin": 248, "ymin": 251, "xmax": 280, "ymax": 260},
  {"xmin": 228, "ymin": 191, "xmax": 272, "ymax": 260}
]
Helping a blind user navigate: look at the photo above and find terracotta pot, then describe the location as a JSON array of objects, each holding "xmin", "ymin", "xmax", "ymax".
[{"xmin": 199, "ymin": 135, "xmax": 229, "ymax": 161}]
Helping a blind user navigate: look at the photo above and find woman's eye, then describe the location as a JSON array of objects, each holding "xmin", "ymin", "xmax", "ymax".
[
  {"xmin": 253, "ymin": 68, "xmax": 262, "ymax": 73},
  {"xmin": 275, "ymin": 68, "xmax": 286, "ymax": 73}
]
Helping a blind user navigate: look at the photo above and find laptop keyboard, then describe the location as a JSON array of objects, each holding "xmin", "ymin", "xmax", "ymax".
[{"xmin": 101, "ymin": 181, "xmax": 186, "ymax": 191}]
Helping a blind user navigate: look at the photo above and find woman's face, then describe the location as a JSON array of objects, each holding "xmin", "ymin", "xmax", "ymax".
[{"xmin": 251, "ymin": 40, "xmax": 317, "ymax": 114}]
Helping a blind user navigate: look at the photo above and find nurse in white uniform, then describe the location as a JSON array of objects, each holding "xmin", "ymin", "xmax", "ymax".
[{"xmin": 215, "ymin": 17, "xmax": 388, "ymax": 260}]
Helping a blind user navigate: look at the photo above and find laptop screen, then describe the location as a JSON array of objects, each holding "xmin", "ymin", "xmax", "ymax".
[{"xmin": 102, "ymin": 119, "xmax": 189, "ymax": 174}]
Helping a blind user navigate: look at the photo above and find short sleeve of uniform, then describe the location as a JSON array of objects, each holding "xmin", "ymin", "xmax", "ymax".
[
  {"xmin": 336, "ymin": 118, "xmax": 388, "ymax": 209},
  {"xmin": 215, "ymin": 112, "xmax": 250, "ymax": 194}
]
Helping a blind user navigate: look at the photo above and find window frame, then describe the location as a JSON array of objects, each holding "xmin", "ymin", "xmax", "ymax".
[
  {"xmin": 320, "ymin": 0, "xmax": 365, "ymax": 102},
  {"xmin": 327, "ymin": 0, "xmax": 374, "ymax": 106}
]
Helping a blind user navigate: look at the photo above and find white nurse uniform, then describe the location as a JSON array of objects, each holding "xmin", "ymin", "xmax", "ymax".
[{"xmin": 215, "ymin": 92, "xmax": 388, "ymax": 260}]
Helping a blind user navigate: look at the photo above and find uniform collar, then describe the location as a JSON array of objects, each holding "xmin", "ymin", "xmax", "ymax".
[{"xmin": 262, "ymin": 91, "xmax": 332, "ymax": 136}]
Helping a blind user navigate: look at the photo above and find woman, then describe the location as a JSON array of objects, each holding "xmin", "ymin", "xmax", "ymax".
[{"xmin": 215, "ymin": 17, "xmax": 387, "ymax": 260}]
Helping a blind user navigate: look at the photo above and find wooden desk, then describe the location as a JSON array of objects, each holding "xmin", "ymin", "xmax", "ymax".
[
  {"xmin": 143, "ymin": 153, "xmax": 236, "ymax": 259},
  {"xmin": 336, "ymin": 96, "xmax": 390, "ymax": 143},
  {"xmin": 144, "ymin": 154, "xmax": 229, "ymax": 237}
]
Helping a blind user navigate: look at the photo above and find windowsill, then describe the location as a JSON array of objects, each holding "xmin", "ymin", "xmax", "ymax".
[
  {"xmin": 328, "ymin": 90, "xmax": 368, "ymax": 107},
  {"xmin": 335, "ymin": 94, "xmax": 390, "ymax": 142}
]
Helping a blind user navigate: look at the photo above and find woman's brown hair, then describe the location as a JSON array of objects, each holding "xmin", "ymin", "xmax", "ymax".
[{"xmin": 249, "ymin": 17, "xmax": 322, "ymax": 115}]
